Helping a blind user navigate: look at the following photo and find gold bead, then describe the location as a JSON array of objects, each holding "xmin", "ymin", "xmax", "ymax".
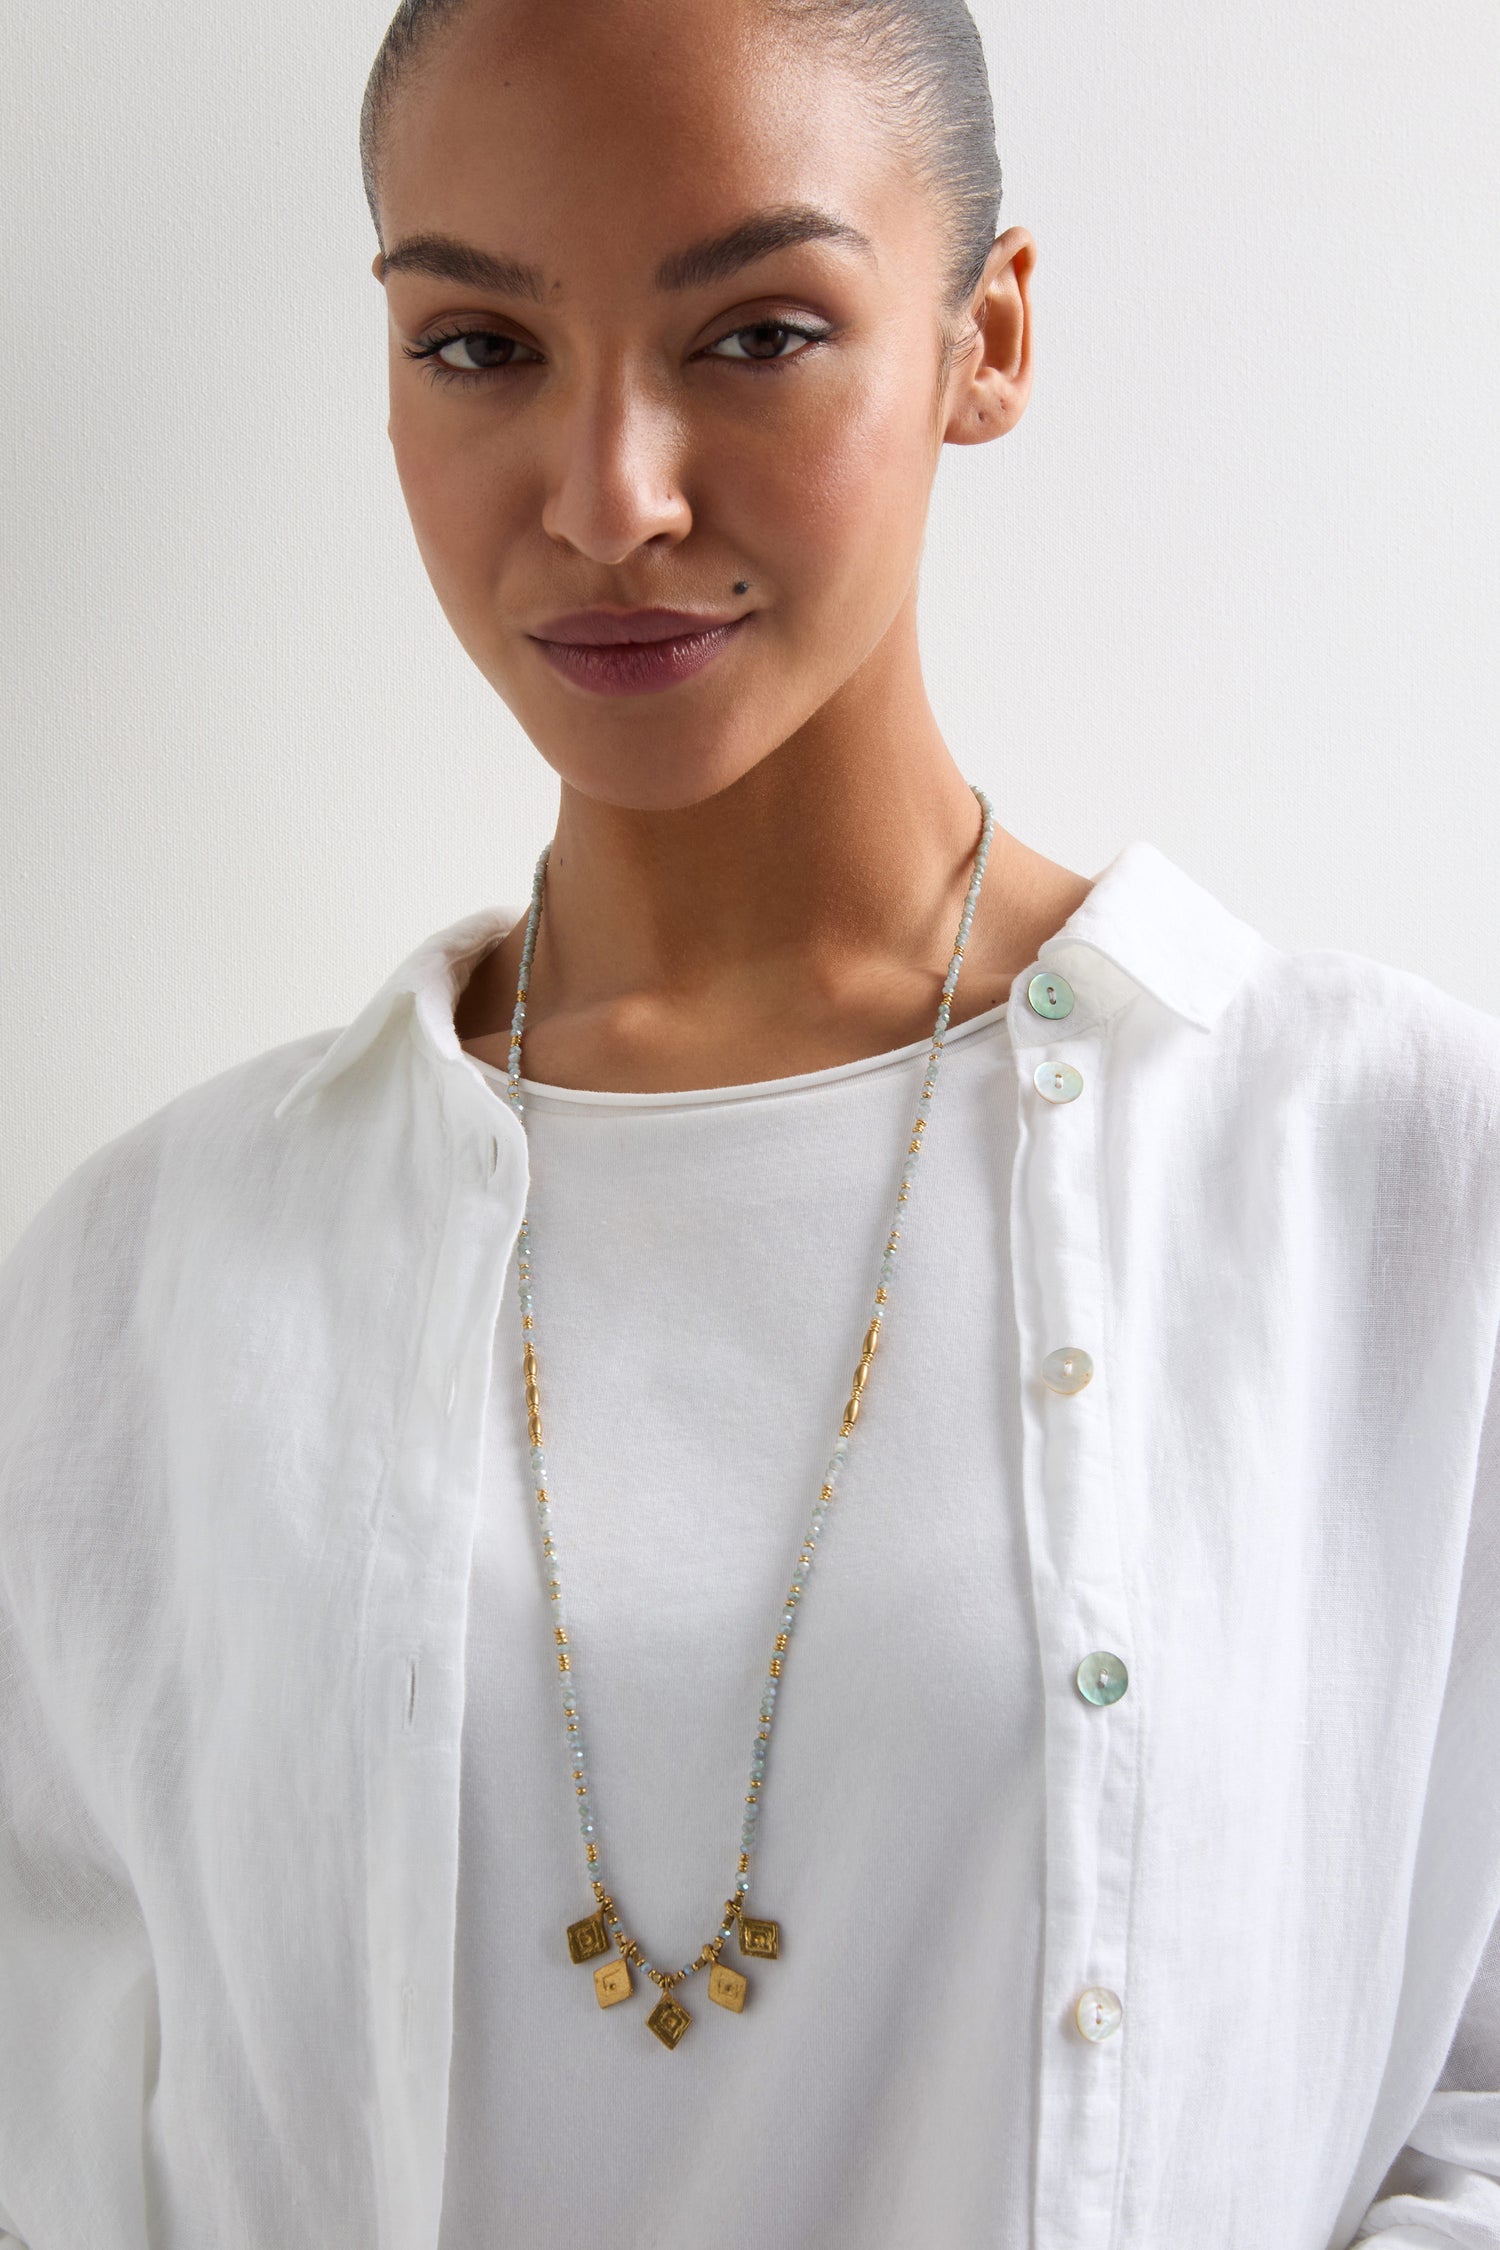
[
  {"xmin": 769, "ymin": 1657, "xmax": 782, "ymax": 1676},
  {"xmin": 775, "ymin": 1633, "xmax": 789, "ymax": 1651},
  {"xmin": 557, "ymin": 1651, "xmax": 570, "ymax": 1671}
]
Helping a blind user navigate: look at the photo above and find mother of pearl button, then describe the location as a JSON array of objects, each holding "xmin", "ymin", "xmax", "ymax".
[
  {"xmin": 1075, "ymin": 1650, "xmax": 1129, "ymax": 1705},
  {"xmin": 1033, "ymin": 1059, "xmax": 1084, "ymax": 1103},
  {"xmin": 1041, "ymin": 1346, "xmax": 1093, "ymax": 1394},
  {"xmin": 1026, "ymin": 970, "xmax": 1075, "ymax": 1019},
  {"xmin": 1075, "ymin": 1986, "xmax": 1123, "ymax": 2041}
]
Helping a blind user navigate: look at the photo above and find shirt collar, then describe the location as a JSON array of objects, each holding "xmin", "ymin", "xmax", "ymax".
[
  {"xmin": 272, "ymin": 837, "xmax": 1267, "ymax": 1122},
  {"xmin": 1029, "ymin": 836, "xmax": 1268, "ymax": 1036}
]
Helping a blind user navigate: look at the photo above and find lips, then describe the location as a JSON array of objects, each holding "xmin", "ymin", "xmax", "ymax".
[
  {"xmin": 529, "ymin": 607, "xmax": 743, "ymax": 646},
  {"xmin": 528, "ymin": 610, "xmax": 753, "ymax": 695}
]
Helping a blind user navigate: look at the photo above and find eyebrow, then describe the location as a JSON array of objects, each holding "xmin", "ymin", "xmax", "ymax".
[{"xmin": 379, "ymin": 203, "xmax": 876, "ymax": 301}]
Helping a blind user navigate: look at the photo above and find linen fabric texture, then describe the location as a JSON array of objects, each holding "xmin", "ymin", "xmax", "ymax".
[{"xmin": 1, "ymin": 838, "xmax": 1499, "ymax": 2249}]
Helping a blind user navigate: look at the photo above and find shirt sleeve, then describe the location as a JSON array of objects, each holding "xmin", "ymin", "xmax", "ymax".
[
  {"xmin": 1350, "ymin": 1310, "xmax": 1500, "ymax": 2247},
  {"xmin": 1351, "ymin": 1908, "xmax": 1500, "ymax": 2243},
  {"xmin": 0, "ymin": 1161, "xmax": 157, "ymax": 2250}
]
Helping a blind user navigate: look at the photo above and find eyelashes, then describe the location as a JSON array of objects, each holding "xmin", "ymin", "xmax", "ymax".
[{"xmin": 399, "ymin": 315, "xmax": 832, "ymax": 389}]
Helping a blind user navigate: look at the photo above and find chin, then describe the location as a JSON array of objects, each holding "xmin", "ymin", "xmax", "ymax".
[{"xmin": 533, "ymin": 727, "xmax": 782, "ymax": 815}]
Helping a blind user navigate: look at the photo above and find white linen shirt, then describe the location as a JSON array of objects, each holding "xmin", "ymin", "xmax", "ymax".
[{"xmin": 2, "ymin": 837, "xmax": 1500, "ymax": 2250}]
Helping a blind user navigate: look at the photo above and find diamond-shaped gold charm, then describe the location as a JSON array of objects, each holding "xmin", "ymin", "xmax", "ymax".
[
  {"xmin": 708, "ymin": 1962, "xmax": 748, "ymax": 2012},
  {"xmin": 567, "ymin": 1911, "xmax": 610, "ymax": 1964},
  {"xmin": 646, "ymin": 1994, "xmax": 691, "ymax": 2048},
  {"xmin": 739, "ymin": 1914, "xmax": 780, "ymax": 1959},
  {"xmin": 594, "ymin": 1956, "xmax": 632, "ymax": 2008}
]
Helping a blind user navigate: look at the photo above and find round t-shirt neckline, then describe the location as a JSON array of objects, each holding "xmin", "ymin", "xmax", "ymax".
[{"xmin": 468, "ymin": 995, "xmax": 1010, "ymax": 1111}]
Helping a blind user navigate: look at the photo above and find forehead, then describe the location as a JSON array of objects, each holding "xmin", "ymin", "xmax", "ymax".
[{"xmin": 378, "ymin": 0, "xmax": 910, "ymax": 283}]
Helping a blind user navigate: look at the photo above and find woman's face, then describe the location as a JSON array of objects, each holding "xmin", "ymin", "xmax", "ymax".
[{"xmin": 374, "ymin": 0, "xmax": 1029, "ymax": 812}]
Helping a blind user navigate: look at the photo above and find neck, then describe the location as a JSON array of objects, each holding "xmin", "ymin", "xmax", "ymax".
[{"xmin": 456, "ymin": 643, "xmax": 1095, "ymax": 1093}]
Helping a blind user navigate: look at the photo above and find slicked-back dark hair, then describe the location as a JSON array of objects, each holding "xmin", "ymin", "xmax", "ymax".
[{"xmin": 359, "ymin": 0, "xmax": 1003, "ymax": 326}]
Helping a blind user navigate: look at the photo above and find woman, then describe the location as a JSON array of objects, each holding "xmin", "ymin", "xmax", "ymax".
[{"xmin": 1, "ymin": 1, "xmax": 1497, "ymax": 2245}]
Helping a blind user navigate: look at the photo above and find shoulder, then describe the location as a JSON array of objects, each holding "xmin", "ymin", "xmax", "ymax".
[
  {"xmin": 1234, "ymin": 940, "xmax": 1500, "ymax": 1113},
  {"xmin": 0, "ymin": 1027, "xmax": 345, "ymax": 1351},
  {"xmin": 1221, "ymin": 940, "xmax": 1500, "ymax": 1263}
]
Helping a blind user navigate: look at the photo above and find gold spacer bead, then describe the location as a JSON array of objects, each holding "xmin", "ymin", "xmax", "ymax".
[
  {"xmin": 738, "ymin": 1855, "xmax": 750, "ymax": 1872},
  {"xmin": 775, "ymin": 1633, "xmax": 789, "ymax": 1651},
  {"xmin": 769, "ymin": 1657, "xmax": 782, "ymax": 1676},
  {"xmin": 557, "ymin": 1651, "xmax": 571, "ymax": 1672},
  {"xmin": 554, "ymin": 1626, "xmax": 568, "ymax": 1645}
]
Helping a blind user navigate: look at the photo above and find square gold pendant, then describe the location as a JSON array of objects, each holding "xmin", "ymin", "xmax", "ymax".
[
  {"xmin": 708, "ymin": 1962, "xmax": 748, "ymax": 2012},
  {"xmin": 594, "ymin": 1957, "xmax": 632, "ymax": 2008},
  {"xmin": 646, "ymin": 1994, "xmax": 692, "ymax": 2049},
  {"xmin": 567, "ymin": 1911, "xmax": 610, "ymax": 1964},
  {"xmin": 739, "ymin": 1915, "xmax": 780, "ymax": 1960}
]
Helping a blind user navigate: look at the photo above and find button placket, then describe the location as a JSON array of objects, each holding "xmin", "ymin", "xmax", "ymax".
[
  {"xmin": 1008, "ymin": 989, "xmax": 1139, "ymax": 2235},
  {"xmin": 363, "ymin": 1086, "xmax": 526, "ymax": 2178}
]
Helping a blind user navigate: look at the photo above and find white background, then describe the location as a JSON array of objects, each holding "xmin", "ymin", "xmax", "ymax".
[{"xmin": 3, "ymin": 1, "xmax": 1496, "ymax": 1253}]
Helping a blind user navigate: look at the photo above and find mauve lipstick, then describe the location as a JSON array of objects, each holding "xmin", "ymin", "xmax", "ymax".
[{"xmin": 525, "ymin": 606, "xmax": 753, "ymax": 695}]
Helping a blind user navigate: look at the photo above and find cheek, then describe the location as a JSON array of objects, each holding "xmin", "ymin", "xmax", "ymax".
[
  {"xmin": 387, "ymin": 389, "xmax": 517, "ymax": 598},
  {"xmin": 731, "ymin": 361, "xmax": 933, "ymax": 582}
]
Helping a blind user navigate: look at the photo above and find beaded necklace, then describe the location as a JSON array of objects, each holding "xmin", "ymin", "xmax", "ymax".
[{"xmin": 502, "ymin": 782, "xmax": 996, "ymax": 2049}]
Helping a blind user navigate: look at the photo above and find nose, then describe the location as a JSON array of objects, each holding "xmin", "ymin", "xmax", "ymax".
[{"xmin": 540, "ymin": 359, "xmax": 693, "ymax": 564}]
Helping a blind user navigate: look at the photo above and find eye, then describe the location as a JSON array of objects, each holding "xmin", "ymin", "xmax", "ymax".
[
  {"xmin": 401, "ymin": 329, "xmax": 543, "ymax": 385},
  {"xmin": 703, "ymin": 317, "xmax": 829, "ymax": 365}
]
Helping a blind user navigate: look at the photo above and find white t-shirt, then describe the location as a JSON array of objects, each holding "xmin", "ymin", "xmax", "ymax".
[{"xmin": 440, "ymin": 998, "xmax": 1035, "ymax": 2250}]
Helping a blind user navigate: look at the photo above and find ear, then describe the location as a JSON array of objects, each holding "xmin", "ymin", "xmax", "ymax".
[
  {"xmin": 371, "ymin": 250, "xmax": 386, "ymax": 282},
  {"xmin": 942, "ymin": 227, "xmax": 1036, "ymax": 448}
]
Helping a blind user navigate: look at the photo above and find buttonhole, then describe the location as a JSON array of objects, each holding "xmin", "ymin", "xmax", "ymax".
[{"xmin": 405, "ymin": 1656, "xmax": 418, "ymax": 1728}]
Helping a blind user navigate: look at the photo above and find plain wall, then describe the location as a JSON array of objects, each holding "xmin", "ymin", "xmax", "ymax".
[{"xmin": 3, "ymin": 0, "xmax": 1497, "ymax": 1254}]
